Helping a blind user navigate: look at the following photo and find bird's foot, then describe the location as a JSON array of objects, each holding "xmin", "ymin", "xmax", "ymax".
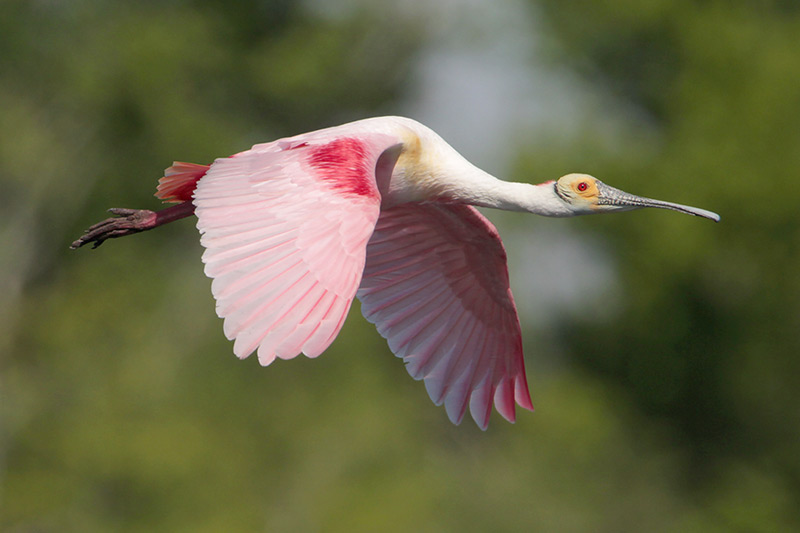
[{"xmin": 71, "ymin": 208, "xmax": 158, "ymax": 249}]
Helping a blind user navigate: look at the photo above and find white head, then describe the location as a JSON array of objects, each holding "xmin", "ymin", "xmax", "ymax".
[{"xmin": 553, "ymin": 173, "xmax": 720, "ymax": 221}]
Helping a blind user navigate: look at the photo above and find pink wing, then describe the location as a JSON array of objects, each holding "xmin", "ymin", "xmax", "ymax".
[
  {"xmin": 193, "ymin": 131, "xmax": 400, "ymax": 365},
  {"xmin": 357, "ymin": 203, "xmax": 534, "ymax": 429}
]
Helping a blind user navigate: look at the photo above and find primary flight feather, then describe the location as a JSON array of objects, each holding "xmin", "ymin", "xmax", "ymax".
[{"xmin": 72, "ymin": 116, "xmax": 719, "ymax": 429}]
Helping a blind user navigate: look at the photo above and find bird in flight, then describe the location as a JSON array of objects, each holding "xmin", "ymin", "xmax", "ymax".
[{"xmin": 72, "ymin": 116, "xmax": 719, "ymax": 429}]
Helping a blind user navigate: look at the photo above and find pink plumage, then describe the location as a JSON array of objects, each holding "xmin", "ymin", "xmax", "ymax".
[
  {"xmin": 156, "ymin": 162, "xmax": 210, "ymax": 203},
  {"xmin": 188, "ymin": 117, "xmax": 534, "ymax": 428},
  {"xmin": 193, "ymin": 132, "xmax": 390, "ymax": 365},
  {"xmin": 358, "ymin": 203, "xmax": 532, "ymax": 428},
  {"xmin": 307, "ymin": 138, "xmax": 379, "ymax": 199},
  {"xmin": 73, "ymin": 116, "xmax": 719, "ymax": 427}
]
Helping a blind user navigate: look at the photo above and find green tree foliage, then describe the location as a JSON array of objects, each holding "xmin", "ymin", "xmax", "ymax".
[
  {"xmin": 2, "ymin": 0, "xmax": 798, "ymax": 531},
  {"xmin": 535, "ymin": 0, "xmax": 800, "ymax": 529}
]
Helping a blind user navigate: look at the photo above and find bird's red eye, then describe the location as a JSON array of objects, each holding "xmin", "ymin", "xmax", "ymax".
[{"xmin": 577, "ymin": 182, "xmax": 589, "ymax": 192}]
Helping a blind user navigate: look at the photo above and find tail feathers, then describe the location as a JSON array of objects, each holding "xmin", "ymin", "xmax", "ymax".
[{"xmin": 155, "ymin": 162, "xmax": 210, "ymax": 203}]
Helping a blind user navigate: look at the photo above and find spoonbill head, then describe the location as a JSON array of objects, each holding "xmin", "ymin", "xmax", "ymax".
[{"xmin": 553, "ymin": 173, "xmax": 720, "ymax": 221}]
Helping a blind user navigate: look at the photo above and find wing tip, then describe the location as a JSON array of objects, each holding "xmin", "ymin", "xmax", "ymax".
[{"xmin": 515, "ymin": 373, "xmax": 535, "ymax": 412}]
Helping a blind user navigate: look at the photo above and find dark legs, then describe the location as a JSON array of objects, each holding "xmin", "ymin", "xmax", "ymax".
[{"xmin": 70, "ymin": 201, "xmax": 196, "ymax": 249}]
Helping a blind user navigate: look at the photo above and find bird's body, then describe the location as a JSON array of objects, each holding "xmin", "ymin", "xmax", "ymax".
[{"xmin": 73, "ymin": 116, "xmax": 719, "ymax": 429}]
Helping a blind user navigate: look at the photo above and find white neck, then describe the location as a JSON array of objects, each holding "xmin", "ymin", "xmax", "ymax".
[
  {"xmin": 440, "ymin": 164, "xmax": 574, "ymax": 217},
  {"xmin": 386, "ymin": 119, "xmax": 575, "ymax": 217},
  {"xmin": 472, "ymin": 179, "xmax": 574, "ymax": 217}
]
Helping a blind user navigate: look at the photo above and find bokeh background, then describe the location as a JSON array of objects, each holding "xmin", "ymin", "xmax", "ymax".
[{"xmin": 2, "ymin": 0, "xmax": 799, "ymax": 531}]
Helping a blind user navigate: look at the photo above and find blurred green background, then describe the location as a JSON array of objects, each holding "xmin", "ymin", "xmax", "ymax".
[{"xmin": 2, "ymin": 0, "xmax": 799, "ymax": 531}]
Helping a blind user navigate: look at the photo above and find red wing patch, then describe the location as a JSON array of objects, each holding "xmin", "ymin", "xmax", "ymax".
[
  {"xmin": 306, "ymin": 138, "xmax": 378, "ymax": 200},
  {"xmin": 156, "ymin": 162, "xmax": 210, "ymax": 203}
]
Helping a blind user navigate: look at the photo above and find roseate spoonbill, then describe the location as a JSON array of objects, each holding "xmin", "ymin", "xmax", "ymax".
[{"xmin": 71, "ymin": 116, "xmax": 719, "ymax": 429}]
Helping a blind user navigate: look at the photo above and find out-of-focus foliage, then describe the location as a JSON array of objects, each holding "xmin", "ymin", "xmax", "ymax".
[
  {"xmin": 532, "ymin": 0, "xmax": 800, "ymax": 529},
  {"xmin": 1, "ymin": 0, "xmax": 798, "ymax": 531}
]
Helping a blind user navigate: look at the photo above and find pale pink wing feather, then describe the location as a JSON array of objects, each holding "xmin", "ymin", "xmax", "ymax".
[
  {"xmin": 193, "ymin": 131, "xmax": 400, "ymax": 365},
  {"xmin": 357, "ymin": 203, "xmax": 534, "ymax": 429}
]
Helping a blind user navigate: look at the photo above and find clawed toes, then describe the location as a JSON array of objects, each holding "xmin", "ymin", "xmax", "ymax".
[
  {"xmin": 107, "ymin": 208, "xmax": 139, "ymax": 217},
  {"xmin": 70, "ymin": 208, "xmax": 157, "ymax": 250}
]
